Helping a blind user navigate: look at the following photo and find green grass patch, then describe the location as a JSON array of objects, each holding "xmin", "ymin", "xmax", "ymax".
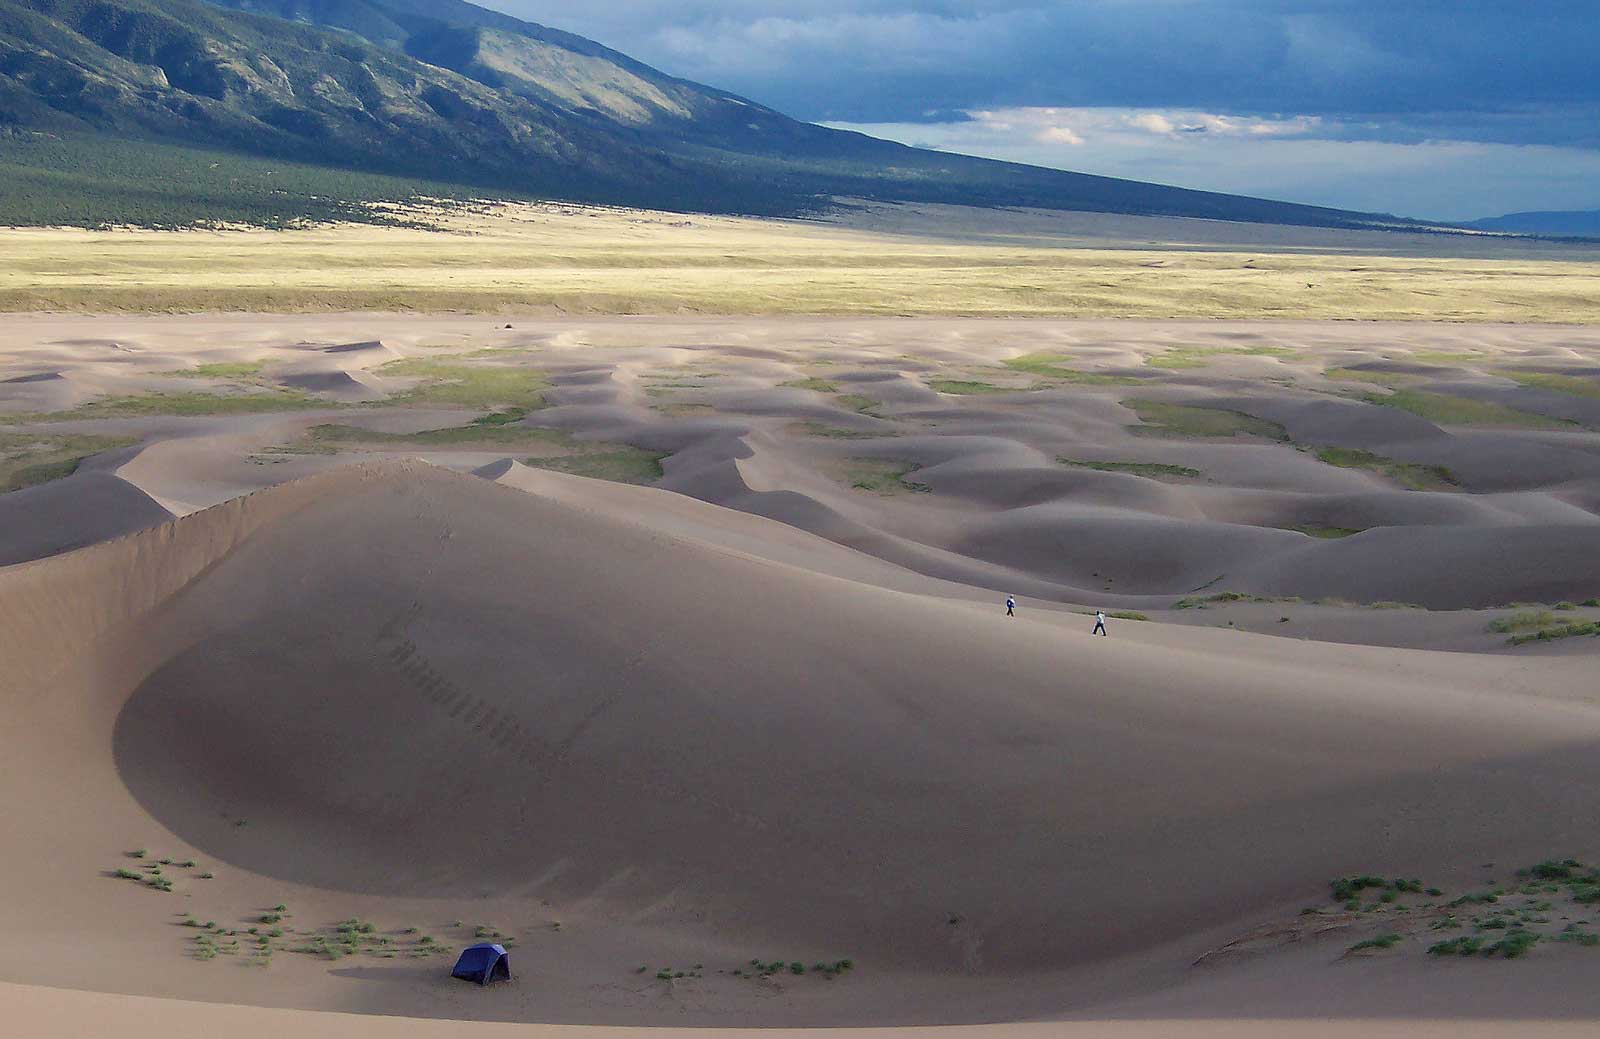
[
  {"xmin": 1348, "ymin": 933, "xmax": 1402, "ymax": 953},
  {"xmin": 1123, "ymin": 400, "xmax": 1288, "ymax": 441},
  {"xmin": 18, "ymin": 390, "xmax": 321, "ymax": 422},
  {"xmin": 834, "ymin": 394, "xmax": 882, "ymax": 415},
  {"xmin": 0, "ymin": 432, "xmax": 138, "ymax": 492},
  {"xmin": 1148, "ymin": 345, "xmax": 1294, "ymax": 369},
  {"xmin": 1501, "ymin": 371, "xmax": 1600, "ymax": 399},
  {"xmin": 379, "ymin": 358, "xmax": 550, "ymax": 411},
  {"xmin": 1323, "ymin": 367, "xmax": 1419, "ymax": 386},
  {"xmin": 1312, "ymin": 446, "xmax": 1458, "ymax": 491},
  {"xmin": 1364, "ymin": 389, "xmax": 1574, "ymax": 429},
  {"xmin": 1488, "ymin": 610, "xmax": 1556, "ymax": 633},
  {"xmin": 843, "ymin": 459, "xmax": 930, "ymax": 495},
  {"xmin": 1107, "ymin": 611, "xmax": 1150, "ymax": 622},
  {"xmin": 928, "ymin": 379, "xmax": 1017, "ymax": 395},
  {"xmin": 1506, "ymin": 620, "xmax": 1600, "ymax": 646},
  {"xmin": 1428, "ymin": 935, "xmax": 1485, "ymax": 956},
  {"xmin": 303, "ymin": 421, "xmax": 568, "ymax": 450},
  {"xmin": 1486, "ymin": 930, "xmax": 1541, "ymax": 958},
  {"xmin": 1059, "ymin": 458, "xmax": 1202, "ymax": 479},
  {"xmin": 171, "ymin": 362, "xmax": 267, "ymax": 379},
  {"xmin": 1411, "ymin": 351, "xmax": 1485, "ymax": 364},
  {"xmin": 1174, "ymin": 591, "xmax": 1270, "ymax": 609},
  {"xmin": 523, "ymin": 448, "xmax": 666, "ymax": 485},
  {"xmin": 782, "ymin": 377, "xmax": 840, "ymax": 393},
  {"xmin": 1003, "ymin": 353, "xmax": 1141, "ymax": 383}
]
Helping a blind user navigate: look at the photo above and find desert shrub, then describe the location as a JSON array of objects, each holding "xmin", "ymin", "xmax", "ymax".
[
  {"xmin": 1348, "ymin": 934, "xmax": 1401, "ymax": 952},
  {"xmin": 1487, "ymin": 930, "xmax": 1540, "ymax": 958},
  {"xmin": 1428, "ymin": 936, "xmax": 1484, "ymax": 956},
  {"xmin": 1331, "ymin": 875, "xmax": 1390, "ymax": 902}
]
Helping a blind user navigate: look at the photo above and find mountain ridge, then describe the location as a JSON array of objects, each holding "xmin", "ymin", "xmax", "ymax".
[{"xmin": 1, "ymin": 0, "xmax": 1441, "ymax": 228}]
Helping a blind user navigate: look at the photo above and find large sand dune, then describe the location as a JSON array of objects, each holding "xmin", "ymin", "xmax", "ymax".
[{"xmin": 3, "ymin": 459, "xmax": 1600, "ymax": 1030}]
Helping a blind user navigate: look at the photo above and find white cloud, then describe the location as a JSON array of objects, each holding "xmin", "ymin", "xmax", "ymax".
[
  {"xmin": 1128, "ymin": 113, "xmax": 1175, "ymax": 135},
  {"xmin": 1035, "ymin": 126, "xmax": 1083, "ymax": 146},
  {"xmin": 825, "ymin": 109, "xmax": 1600, "ymax": 221}
]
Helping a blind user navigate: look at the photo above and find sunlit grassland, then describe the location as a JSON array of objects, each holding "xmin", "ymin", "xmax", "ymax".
[{"xmin": 1, "ymin": 203, "xmax": 1596, "ymax": 321}]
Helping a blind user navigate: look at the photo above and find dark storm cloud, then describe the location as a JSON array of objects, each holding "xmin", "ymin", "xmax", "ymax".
[{"xmin": 484, "ymin": 1, "xmax": 1600, "ymax": 139}]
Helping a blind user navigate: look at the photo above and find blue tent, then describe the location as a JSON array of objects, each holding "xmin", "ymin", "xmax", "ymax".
[{"xmin": 451, "ymin": 943, "xmax": 511, "ymax": 985}]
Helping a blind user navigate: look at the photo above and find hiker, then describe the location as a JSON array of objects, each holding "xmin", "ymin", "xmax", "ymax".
[
  {"xmin": 1092, "ymin": 610, "xmax": 1108, "ymax": 636},
  {"xmin": 1006, "ymin": 595, "xmax": 1016, "ymax": 617}
]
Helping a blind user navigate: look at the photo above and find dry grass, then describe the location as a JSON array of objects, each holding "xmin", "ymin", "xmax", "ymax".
[{"xmin": 1, "ymin": 202, "xmax": 1596, "ymax": 320}]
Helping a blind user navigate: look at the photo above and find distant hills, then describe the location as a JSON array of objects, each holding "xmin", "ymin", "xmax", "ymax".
[
  {"xmin": 1465, "ymin": 210, "xmax": 1600, "ymax": 238},
  {"xmin": 2, "ymin": 0, "xmax": 1435, "ymax": 228}
]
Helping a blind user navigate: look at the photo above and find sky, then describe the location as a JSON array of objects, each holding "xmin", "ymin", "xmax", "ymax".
[{"xmin": 482, "ymin": 1, "xmax": 1600, "ymax": 221}]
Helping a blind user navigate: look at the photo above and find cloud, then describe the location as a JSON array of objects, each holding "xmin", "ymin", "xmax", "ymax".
[
  {"xmin": 826, "ymin": 108, "xmax": 1600, "ymax": 222},
  {"xmin": 1035, "ymin": 125, "xmax": 1083, "ymax": 146},
  {"xmin": 485, "ymin": 2, "xmax": 1600, "ymax": 132},
  {"xmin": 1128, "ymin": 113, "xmax": 1175, "ymax": 136}
]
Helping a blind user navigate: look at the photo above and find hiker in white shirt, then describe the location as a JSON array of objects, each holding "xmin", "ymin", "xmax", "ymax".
[{"xmin": 1092, "ymin": 610, "xmax": 1108, "ymax": 636}]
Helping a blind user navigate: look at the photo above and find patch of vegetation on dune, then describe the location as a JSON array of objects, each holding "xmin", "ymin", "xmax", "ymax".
[
  {"xmin": 379, "ymin": 358, "xmax": 550, "ymax": 411},
  {"xmin": 782, "ymin": 377, "xmax": 840, "ymax": 393},
  {"xmin": 1312, "ymin": 446, "xmax": 1458, "ymax": 491},
  {"xmin": 302, "ymin": 416, "xmax": 568, "ymax": 450},
  {"xmin": 1410, "ymin": 351, "xmax": 1485, "ymax": 364},
  {"xmin": 0, "ymin": 431, "xmax": 137, "ymax": 492},
  {"xmin": 1323, "ymin": 367, "xmax": 1420, "ymax": 386},
  {"xmin": 1058, "ymin": 457, "xmax": 1202, "ymax": 479},
  {"xmin": 1363, "ymin": 389, "xmax": 1575, "ymax": 429},
  {"xmin": 1002, "ymin": 353, "xmax": 1141, "ymax": 384},
  {"xmin": 834, "ymin": 393, "xmax": 884, "ymax": 416},
  {"xmin": 1502, "ymin": 619, "xmax": 1600, "ymax": 646},
  {"xmin": 842, "ymin": 459, "xmax": 930, "ymax": 495},
  {"xmin": 1148, "ymin": 345, "xmax": 1294, "ymax": 369},
  {"xmin": 777, "ymin": 378, "xmax": 886, "ymax": 417},
  {"xmin": 1501, "ymin": 371, "xmax": 1600, "ymax": 399},
  {"xmin": 169, "ymin": 362, "xmax": 268, "ymax": 380},
  {"xmin": 522, "ymin": 447, "xmax": 667, "ymax": 485},
  {"xmin": 290, "ymin": 415, "xmax": 666, "ymax": 484},
  {"xmin": 927, "ymin": 378, "xmax": 1021, "ymax": 395},
  {"xmin": 1123, "ymin": 400, "xmax": 1289, "ymax": 441},
  {"xmin": 1488, "ymin": 610, "xmax": 1557, "ymax": 634},
  {"xmin": 17, "ymin": 389, "xmax": 323, "ymax": 422},
  {"xmin": 1173, "ymin": 591, "xmax": 1286, "ymax": 609}
]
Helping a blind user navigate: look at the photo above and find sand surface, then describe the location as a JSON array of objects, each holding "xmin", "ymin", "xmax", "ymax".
[{"xmin": 3, "ymin": 313, "xmax": 1600, "ymax": 1034}]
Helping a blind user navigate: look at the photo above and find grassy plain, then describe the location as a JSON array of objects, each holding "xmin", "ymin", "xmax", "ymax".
[{"xmin": 2, "ymin": 202, "xmax": 1597, "ymax": 320}]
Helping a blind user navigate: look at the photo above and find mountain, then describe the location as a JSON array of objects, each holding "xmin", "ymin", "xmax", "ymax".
[
  {"xmin": 1465, "ymin": 209, "xmax": 1600, "ymax": 238},
  {"xmin": 0, "ymin": 0, "xmax": 1429, "ymax": 228}
]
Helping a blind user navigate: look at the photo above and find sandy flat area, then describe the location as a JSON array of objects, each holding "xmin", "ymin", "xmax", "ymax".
[{"xmin": 3, "ymin": 312, "xmax": 1600, "ymax": 1036}]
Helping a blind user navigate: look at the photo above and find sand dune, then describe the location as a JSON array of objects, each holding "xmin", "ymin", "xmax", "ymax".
[
  {"xmin": 2, "ymin": 460, "xmax": 1600, "ymax": 1029},
  {"xmin": 3, "ymin": 313, "xmax": 1600, "ymax": 1032},
  {"xmin": 0, "ymin": 468, "xmax": 172, "ymax": 565}
]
